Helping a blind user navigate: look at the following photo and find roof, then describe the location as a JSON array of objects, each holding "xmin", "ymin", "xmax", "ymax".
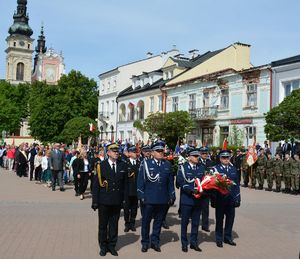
[
  {"xmin": 117, "ymin": 78, "xmax": 166, "ymax": 99},
  {"xmin": 271, "ymin": 54, "xmax": 300, "ymax": 67},
  {"xmin": 170, "ymin": 48, "xmax": 225, "ymax": 69}
]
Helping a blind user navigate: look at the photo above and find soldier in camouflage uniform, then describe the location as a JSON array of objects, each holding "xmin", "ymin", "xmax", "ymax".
[
  {"xmin": 241, "ymin": 150, "xmax": 249, "ymax": 187},
  {"xmin": 250, "ymin": 161, "xmax": 258, "ymax": 189},
  {"xmin": 290, "ymin": 153, "xmax": 300, "ymax": 195},
  {"xmin": 282, "ymin": 154, "xmax": 292, "ymax": 193},
  {"xmin": 265, "ymin": 153, "xmax": 274, "ymax": 191},
  {"xmin": 256, "ymin": 148, "xmax": 267, "ymax": 190},
  {"xmin": 273, "ymin": 154, "xmax": 283, "ymax": 192}
]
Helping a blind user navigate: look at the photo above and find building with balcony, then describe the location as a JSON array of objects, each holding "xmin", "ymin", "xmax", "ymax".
[{"xmin": 163, "ymin": 65, "xmax": 271, "ymax": 147}]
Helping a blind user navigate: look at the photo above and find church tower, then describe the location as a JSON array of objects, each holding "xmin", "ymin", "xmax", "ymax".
[{"xmin": 5, "ymin": 0, "xmax": 34, "ymax": 84}]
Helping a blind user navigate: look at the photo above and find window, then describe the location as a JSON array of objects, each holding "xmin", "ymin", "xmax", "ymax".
[
  {"xmin": 284, "ymin": 80, "xmax": 299, "ymax": 96},
  {"xmin": 128, "ymin": 131, "xmax": 133, "ymax": 141},
  {"xmin": 158, "ymin": 96, "xmax": 162, "ymax": 111},
  {"xmin": 28, "ymin": 44, "xmax": 30, "ymax": 49},
  {"xmin": 113, "ymin": 78, "xmax": 117, "ymax": 89},
  {"xmin": 246, "ymin": 84, "xmax": 257, "ymax": 107},
  {"xmin": 101, "ymin": 82, "xmax": 105, "ymax": 91},
  {"xmin": 13, "ymin": 42, "xmax": 16, "ymax": 47},
  {"xmin": 220, "ymin": 89, "xmax": 229, "ymax": 109},
  {"xmin": 245, "ymin": 126, "xmax": 256, "ymax": 146},
  {"xmin": 203, "ymin": 92, "xmax": 209, "ymax": 107},
  {"xmin": 172, "ymin": 96, "xmax": 178, "ymax": 112},
  {"xmin": 149, "ymin": 76, "xmax": 153, "ymax": 85},
  {"xmin": 108, "ymin": 81, "xmax": 110, "ymax": 90},
  {"xmin": 111, "ymin": 100, "xmax": 115, "ymax": 114},
  {"xmin": 220, "ymin": 126, "xmax": 229, "ymax": 146},
  {"xmin": 16, "ymin": 62, "xmax": 24, "ymax": 81},
  {"xmin": 189, "ymin": 94, "xmax": 196, "ymax": 111},
  {"xmin": 150, "ymin": 97, "xmax": 154, "ymax": 113},
  {"xmin": 101, "ymin": 102, "xmax": 104, "ymax": 112},
  {"xmin": 120, "ymin": 131, "xmax": 124, "ymax": 141},
  {"xmin": 106, "ymin": 101, "xmax": 109, "ymax": 114},
  {"xmin": 141, "ymin": 79, "xmax": 144, "ymax": 87}
]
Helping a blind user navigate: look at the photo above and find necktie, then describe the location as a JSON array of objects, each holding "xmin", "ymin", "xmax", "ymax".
[
  {"xmin": 193, "ymin": 166, "xmax": 196, "ymax": 170},
  {"xmin": 157, "ymin": 161, "xmax": 160, "ymax": 167},
  {"xmin": 112, "ymin": 163, "xmax": 116, "ymax": 174}
]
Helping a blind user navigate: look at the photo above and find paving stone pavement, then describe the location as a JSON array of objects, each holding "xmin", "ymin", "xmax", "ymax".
[{"xmin": 0, "ymin": 168, "xmax": 299, "ymax": 259}]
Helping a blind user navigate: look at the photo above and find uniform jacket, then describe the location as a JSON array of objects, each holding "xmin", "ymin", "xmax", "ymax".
[
  {"xmin": 126, "ymin": 159, "xmax": 140, "ymax": 197},
  {"xmin": 199, "ymin": 158, "xmax": 214, "ymax": 174},
  {"xmin": 176, "ymin": 162, "xmax": 205, "ymax": 206},
  {"xmin": 137, "ymin": 159, "xmax": 175, "ymax": 205},
  {"xmin": 214, "ymin": 164, "xmax": 241, "ymax": 205},
  {"xmin": 92, "ymin": 159, "xmax": 128, "ymax": 206}
]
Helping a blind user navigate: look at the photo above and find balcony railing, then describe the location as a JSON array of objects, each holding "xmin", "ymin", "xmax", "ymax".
[
  {"xmin": 98, "ymin": 112, "xmax": 110, "ymax": 121},
  {"xmin": 189, "ymin": 107, "xmax": 218, "ymax": 120}
]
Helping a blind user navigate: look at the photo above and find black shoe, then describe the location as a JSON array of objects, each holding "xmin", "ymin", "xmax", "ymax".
[
  {"xmin": 259, "ymin": 185, "xmax": 263, "ymax": 190},
  {"xmin": 60, "ymin": 188, "xmax": 65, "ymax": 192},
  {"xmin": 99, "ymin": 249, "xmax": 107, "ymax": 256},
  {"xmin": 224, "ymin": 239, "xmax": 236, "ymax": 246},
  {"xmin": 182, "ymin": 246, "xmax": 188, "ymax": 252},
  {"xmin": 216, "ymin": 241, "xmax": 223, "ymax": 248},
  {"xmin": 131, "ymin": 225, "xmax": 136, "ymax": 232},
  {"xmin": 162, "ymin": 221, "xmax": 169, "ymax": 229},
  {"xmin": 124, "ymin": 226, "xmax": 130, "ymax": 232},
  {"xmin": 151, "ymin": 244, "xmax": 161, "ymax": 252},
  {"xmin": 202, "ymin": 227, "xmax": 210, "ymax": 232},
  {"xmin": 75, "ymin": 193, "xmax": 79, "ymax": 196},
  {"xmin": 108, "ymin": 248, "xmax": 118, "ymax": 256},
  {"xmin": 141, "ymin": 245, "xmax": 148, "ymax": 253},
  {"xmin": 52, "ymin": 188, "xmax": 55, "ymax": 191},
  {"xmin": 190, "ymin": 244, "xmax": 202, "ymax": 252}
]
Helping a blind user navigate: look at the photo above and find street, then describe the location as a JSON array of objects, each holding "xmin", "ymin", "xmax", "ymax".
[{"xmin": 0, "ymin": 169, "xmax": 299, "ymax": 259}]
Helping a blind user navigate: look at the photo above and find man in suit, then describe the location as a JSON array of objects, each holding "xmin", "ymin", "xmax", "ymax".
[
  {"xmin": 137, "ymin": 140, "xmax": 176, "ymax": 253},
  {"xmin": 214, "ymin": 150, "xmax": 241, "ymax": 248},
  {"xmin": 124, "ymin": 145, "xmax": 140, "ymax": 232},
  {"xmin": 198, "ymin": 147, "xmax": 214, "ymax": 232},
  {"xmin": 28, "ymin": 144, "xmax": 38, "ymax": 181},
  {"xmin": 92, "ymin": 143, "xmax": 128, "ymax": 257},
  {"xmin": 49, "ymin": 143, "xmax": 65, "ymax": 191},
  {"xmin": 176, "ymin": 147, "xmax": 205, "ymax": 252}
]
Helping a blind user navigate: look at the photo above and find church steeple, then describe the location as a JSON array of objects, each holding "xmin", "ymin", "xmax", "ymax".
[
  {"xmin": 35, "ymin": 25, "xmax": 47, "ymax": 54},
  {"xmin": 8, "ymin": 0, "xmax": 33, "ymax": 37},
  {"xmin": 33, "ymin": 25, "xmax": 47, "ymax": 73}
]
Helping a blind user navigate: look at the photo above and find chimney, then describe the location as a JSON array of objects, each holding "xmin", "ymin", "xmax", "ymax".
[
  {"xmin": 188, "ymin": 49, "xmax": 199, "ymax": 59},
  {"xmin": 146, "ymin": 52, "xmax": 153, "ymax": 58}
]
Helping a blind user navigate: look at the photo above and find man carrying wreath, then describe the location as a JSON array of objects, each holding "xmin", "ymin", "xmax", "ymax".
[
  {"xmin": 213, "ymin": 150, "xmax": 241, "ymax": 248},
  {"xmin": 176, "ymin": 146, "xmax": 205, "ymax": 253}
]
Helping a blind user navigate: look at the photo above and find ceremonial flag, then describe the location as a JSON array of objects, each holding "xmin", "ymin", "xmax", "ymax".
[
  {"xmin": 89, "ymin": 123, "xmax": 96, "ymax": 132},
  {"xmin": 246, "ymin": 136, "xmax": 257, "ymax": 167},
  {"xmin": 223, "ymin": 137, "xmax": 228, "ymax": 150}
]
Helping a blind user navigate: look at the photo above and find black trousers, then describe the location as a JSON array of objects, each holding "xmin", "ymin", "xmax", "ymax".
[
  {"xmin": 29, "ymin": 161, "xmax": 35, "ymax": 180},
  {"xmin": 79, "ymin": 172, "xmax": 89, "ymax": 195},
  {"xmin": 98, "ymin": 205, "xmax": 121, "ymax": 251},
  {"xmin": 201, "ymin": 197, "xmax": 209, "ymax": 229},
  {"xmin": 34, "ymin": 165, "xmax": 42, "ymax": 181},
  {"xmin": 74, "ymin": 173, "xmax": 79, "ymax": 194},
  {"xmin": 124, "ymin": 196, "xmax": 138, "ymax": 227}
]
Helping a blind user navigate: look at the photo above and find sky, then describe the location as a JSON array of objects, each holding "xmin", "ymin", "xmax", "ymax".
[{"xmin": 1, "ymin": 0, "xmax": 300, "ymax": 81}]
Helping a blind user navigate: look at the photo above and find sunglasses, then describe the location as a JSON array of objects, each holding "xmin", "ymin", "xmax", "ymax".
[
  {"xmin": 192, "ymin": 155, "xmax": 200, "ymax": 158},
  {"xmin": 155, "ymin": 150, "xmax": 164, "ymax": 153},
  {"xmin": 220, "ymin": 156, "xmax": 230, "ymax": 159}
]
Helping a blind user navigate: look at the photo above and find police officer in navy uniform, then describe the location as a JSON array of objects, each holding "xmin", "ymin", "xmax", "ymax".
[
  {"xmin": 213, "ymin": 150, "xmax": 241, "ymax": 248},
  {"xmin": 199, "ymin": 147, "xmax": 213, "ymax": 232},
  {"xmin": 137, "ymin": 140, "xmax": 176, "ymax": 253},
  {"xmin": 91, "ymin": 143, "xmax": 128, "ymax": 257},
  {"xmin": 139, "ymin": 145, "xmax": 152, "ymax": 162},
  {"xmin": 124, "ymin": 145, "xmax": 140, "ymax": 232},
  {"xmin": 176, "ymin": 147, "xmax": 205, "ymax": 252}
]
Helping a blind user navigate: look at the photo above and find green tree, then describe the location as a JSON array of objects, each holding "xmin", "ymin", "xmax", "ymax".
[
  {"xmin": 29, "ymin": 70, "xmax": 98, "ymax": 143},
  {"xmin": 264, "ymin": 89, "xmax": 300, "ymax": 141},
  {"xmin": 228, "ymin": 125, "xmax": 244, "ymax": 146},
  {"xmin": 57, "ymin": 116, "xmax": 98, "ymax": 144},
  {"xmin": 135, "ymin": 111, "xmax": 194, "ymax": 149},
  {"xmin": 0, "ymin": 80, "xmax": 30, "ymax": 134}
]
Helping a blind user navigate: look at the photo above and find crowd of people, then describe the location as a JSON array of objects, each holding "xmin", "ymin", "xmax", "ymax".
[{"xmin": 0, "ymin": 139, "xmax": 299, "ymax": 257}]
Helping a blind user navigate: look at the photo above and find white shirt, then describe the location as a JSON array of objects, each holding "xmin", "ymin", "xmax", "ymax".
[
  {"xmin": 129, "ymin": 158, "xmax": 137, "ymax": 165},
  {"xmin": 189, "ymin": 162, "xmax": 197, "ymax": 170},
  {"xmin": 108, "ymin": 158, "xmax": 117, "ymax": 172}
]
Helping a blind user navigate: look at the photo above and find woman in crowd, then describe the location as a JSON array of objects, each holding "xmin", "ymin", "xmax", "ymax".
[
  {"xmin": 7, "ymin": 145, "xmax": 16, "ymax": 171},
  {"xmin": 34, "ymin": 151, "xmax": 43, "ymax": 182},
  {"xmin": 74, "ymin": 151, "xmax": 91, "ymax": 200},
  {"xmin": 41, "ymin": 150, "xmax": 52, "ymax": 187}
]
